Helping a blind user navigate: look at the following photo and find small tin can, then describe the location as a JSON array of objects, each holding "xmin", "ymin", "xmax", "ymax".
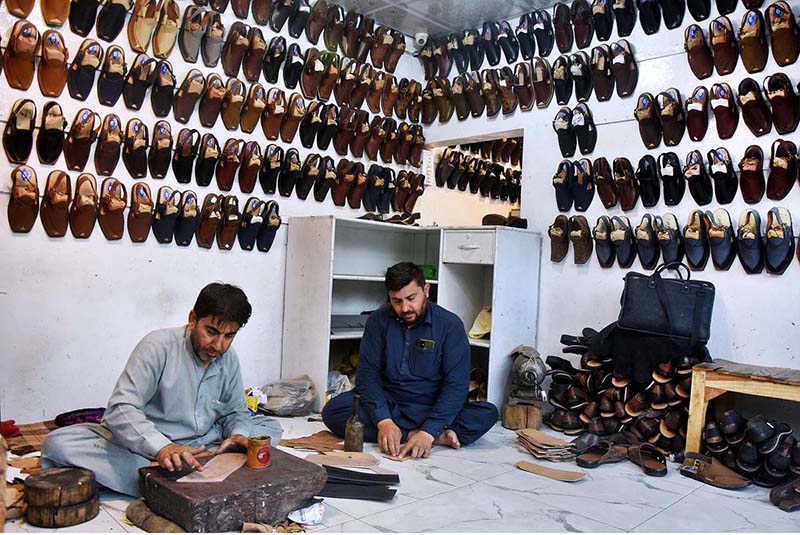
[{"xmin": 246, "ymin": 435, "xmax": 271, "ymax": 468}]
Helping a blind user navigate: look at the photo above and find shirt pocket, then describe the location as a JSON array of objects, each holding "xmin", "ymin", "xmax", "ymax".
[{"xmin": 409, "ymin": 346, "xmax": 442, "ymax": 379}]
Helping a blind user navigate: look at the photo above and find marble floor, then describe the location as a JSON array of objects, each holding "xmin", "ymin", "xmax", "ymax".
[{"xmin": 5, "ymin": 417, "xmax": 799, "ymax": 533}]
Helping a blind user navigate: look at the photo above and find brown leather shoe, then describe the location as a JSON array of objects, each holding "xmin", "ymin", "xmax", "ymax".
[
  {"xmin": 379, "ymin": 119, "xmax": 399, "ymax": 164},
  {"xmin": 296, "ymin": 153, "xmax": 322, "ymax": 200},
  {"xmin": 532, "ymin": 57, "xmax": 554, "ymax": 108},
  {"xmin": 5, "ymin": 20, "xmax": 41, "ymax": 90},
  {"xmin": 127, "ymin": 0, "xmax": 158, "ymax": 53},
  {"xmin": 350, "ymin": 63, "xmax": 373, "ymax": 109},
  {"xmin": 349, "ymin": 109, "xmax": 371, "ymax": 158},
  {"xmin": 242, "ymin": 27, "xmax": 266, "ymax": 82},
  {"xmin": 40, "ymin": 170, "xmax": 72, "ymax": 238},
  {"xmin": 482, "ymin": 70, "xmax": 502, "ymax": 117},
  {"xmin": 681, "ymin": 452, "xmax": 752, "ymax": 489},
  {"xmin": 196, "ymin": 193, "xmax": 222, "ymax": 248},
  {"xmin": 238, "ymin": 141, "xmax": 261, "ymax": 193},
  {"xmin": 64, "ymin": 109, "xmax": 102, "ymax": 171},
  {"xmin": 216, "ymin": 138, "xmax": 245, "ymax": 191},
  {"xmin": 497, "ymin": 66, "xmax": 518, "ymax": 115},
  {"xmin": 383, "ymin": 30, "xmax": 406, "ymax": 73},
  {"xmin": 514, "ymin": 62, "xmax": 534, "ymax": 111},
  {"xmin": 739, "ymin": 145, "xmax": 765, "ymax": 204},
  {"xmin": 549, "ymin": 215, "xmax": 569, "ymax": 262},
  {"xmin": 122, "ymin": 118, "xmax": 149, "ymax": 179},
  {"xmin": 613, "ymin": 157, "xmax": 638, "ymax": 211},
  {"xmin": 367, "ymin": 71, "xmax": 390, "ymax": 114},
  {"xmin": 610, "ymin": 39, "xmax": 637, "ymax": 97},
  {"xmin": 381, "ymin": 75, "xmax": 400, "ymax": 117},
  {"xmin": 221, "ymin": 77, "xmax": 246, "ymax": 130},
  {"xmin": 240, "ymin": 83, "xmax": 266, "ymax": 134},
  {"xmin": 635, "ymin": 92, "xmax": 661, "ymax": 148},
  {"xmin": 463, "ymin": 71, "xmax": 485, "ymax": 117},
  {"xmin": 323, "ymin": 4, "xmax": 345, "ymax": 52},
  {"xmin": 710, "ymin": 82, "xmax": 738, "ymax": 139},
  {"xmin": 685, "ymin": 85, "xmax": 709, "ymax": 141},
  {"xmin": 8, "ymin": 165, "xmax": 39, "ymax": 233},
  {"xmin": 709, "ymin": 16, "xmax": 739, "ymax": 75},
  {"xmin": 147, "ymin": 120, "xmax": 172, "ymax": 179},
  {"xmin": 98, "ymin": 177, "xmax": 127, "ymax": 240},
  {"xmin": 657, "ymin": 88, "xmax": 686, "ymax": 146},
  {"xmin": 69, "ymin": 173, "xmax": 98, "ymax": 238},
  {"xmin": 38, "ymin": 30, "xmax": 69, "ymax": 97},
  {"xmin": 421, "ymin": 81, "xmax": 437, "ymax": 124},
  {"xmin": 127, "ymin": 182, "xmax": 153, "ymax": 242},
  {"xmin": 738, "ymin": 10, "xmax": 768, "ymax": 73},
  {"xmin": 737, "ymin": 77, "xmax": 772, "ymax": 136},
  {"xmin": 317, "ymin": 52, "xmax": 339, "ymax": 101},
  {"xmin": 684, "ymin": 24, "xmax": 713, "ymax": 79},
  {"xmin": 347, "ymin": 162, "xmax": 367, "ymax": 209},
  {"xmin": 41, "ymin": 0, "xmax": 70, "ymax": 25},
  {"xmin": 331, "ymin": 158, "xmax": 354, "ymax": 206},
  {"xmin": 766, "ymin": 1, "xmax": 800, "ymax": 66},
  {"xmin": 261, "ymin": 87, "xmax": 286, "ymax": 140},
  {"xmin": 222, "ymin": 21, "xmax": 250, "ymax": 78},
  {"xmin": 7, "ymin": 0, "xmax": 35, "ymax": 17},
  {"xmin": 767, "ymin": 139, "xmax": 798, "ymax": 200},
  {"xmin": 280, "ymin": 92, "xmax": 306, "ymax": 143},
  {"xmin": 300, "ymin": 47, "xmax": 324, "ymax": 100},
  {"xmin": 173, "ymin": 69, "xmax": 206, "ymax": 123},
  {"xmin": 371, "ymin": 25, "xmax": 393, "ymax": 68},
  {"xmin": 305, "ymin": 0, "xmax": 330, "ymax": 44},
  {"xmin": 569, "ymin": 215, "xmax": 593, "ymax": 264},
  {"xmin": 93, "ymin": 114, "xmax": 123, "ymax": 176},
  {"xmin": 593, "ymin": 156, "xmax": 618, "ymax": 208},
  {"xmin": 333, "ymin": 57, "xmax": 358, "ymax": 106},
  {"xmin": 152, "ymin": 0, "xmax": 179, "ymax": 58},
  {"xmin": 198, "ymin": 73, "xmax": 225, "ymax": 127},
  {"xmin": 590, "ymin": 45, "xmax": 614, "ymax": 101},
  {"xmin": 764, "ymin": 73, "xmax": 799, "ymax": 135}
]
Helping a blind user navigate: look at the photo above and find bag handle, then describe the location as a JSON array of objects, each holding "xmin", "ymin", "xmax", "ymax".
[{"xmin": 654, "ymin": 262, "xmax": 691, "ymax": 280}]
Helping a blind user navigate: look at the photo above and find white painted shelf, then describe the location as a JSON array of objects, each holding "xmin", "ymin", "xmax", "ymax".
[{"xmin": 333, "ymin": 274, "xmax": 438, "ymax": 284}]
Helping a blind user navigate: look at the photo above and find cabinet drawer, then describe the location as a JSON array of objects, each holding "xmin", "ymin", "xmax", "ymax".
[{"xmin": 442, "ymin": 231, "xmax": 495, "ymax": 264}]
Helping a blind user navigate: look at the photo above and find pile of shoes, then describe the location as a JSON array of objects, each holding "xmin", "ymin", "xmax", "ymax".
[
  {"xmin": 770, "ymin": 477, "xmax": 800, "ymax": 512},
  {"xmin": 516, "ymin": 428, "xmax": 576, "ymax": 462},
  {"xmin": 357, "ymin": 212, "xmax": 421, "ymax": 227},
  {"xmin": 435, "ymin": 149, "xmax": 521, "ymax": 202},
  {"xmin": 702, "ymin": 410, "xmax": 798, "ymax": 488},
  {"xmin": 545, "ymin": 329, "xmax": 697, "ymax": 455},
  {"xmin": 468, "ymin": 368, "xmax": 488, "ymax": 402}
]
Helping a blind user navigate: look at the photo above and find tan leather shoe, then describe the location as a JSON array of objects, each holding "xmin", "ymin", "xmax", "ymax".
[
  {"xmin": 152, "ymin": 0, "xmax": 180, "ymax": 58},
  {"xmin": 280, "ymin": 92, "xmax": 306, "ymax": 143},
  {"xmin": 7, "ymin": 0, "xmax": 35, "ymax": 18},
  {"xmin": 4, "ymin": 20, "xmax": 41, "ymax": 90},
  {"xmin": 221, "ymin": 77, "xmax": 246, "ymax": 130},
  {"xmin": 38, "ymin": 30, "xmax": 69, "ymax": 97},
  {"xmin": 128, "ymin": 0, "xmax": 159, "ymax": 53},
  {"xmin": 240, "ymin": 83, "xmax": 266, "ymax": 134},
  {"xmin": 198, "ymin": 73, "xmax": 225, "ymax": 127},
  {"xmin": 41, "ymin": 0, "xmax": 71, "ymax": 26},
  {"xmin": 172, "ymin": 69, "xmax": 206, "ymax": 123}
]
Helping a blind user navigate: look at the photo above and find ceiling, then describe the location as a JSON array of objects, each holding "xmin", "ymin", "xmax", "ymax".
[{"xmin": 337, "ymin": 0, "xmax": 560, "ymax": 39}]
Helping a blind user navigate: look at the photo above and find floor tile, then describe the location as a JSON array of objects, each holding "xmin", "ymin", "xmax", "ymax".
[
  {"xmin": 315, "ymin": 519, "xmax": 380, "ymax": 533},
  {"xmin": 632, "ymin": 487, "xmax": 800, "ymax": 532},
  {"xmin": 3, "ymin": 518, "xmax": 31, "ymax": 533},
  {"xmin": 317, "ymin": 493, "xmax": 418, "ymax": 520},
  {"xmin": 306, "ymin": 504, "xmax": 358, "ymax": 532},
  {"xmin": 358, "ymin": 481, "xmax": 622, "ymax": 532},
  {"xmin": 420, "ymin": 452, "xmax": 517, "ymax": 481}
]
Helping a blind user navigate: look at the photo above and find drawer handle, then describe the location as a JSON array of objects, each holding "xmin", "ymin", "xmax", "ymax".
[{"xmin": 458, "ymin": 244, "xmax": 481, "ymax": 250}]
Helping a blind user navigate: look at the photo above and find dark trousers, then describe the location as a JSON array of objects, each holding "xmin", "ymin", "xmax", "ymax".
[{"xmin": 321, "ymin": 389, "xmax": 498, "ymax": 446}]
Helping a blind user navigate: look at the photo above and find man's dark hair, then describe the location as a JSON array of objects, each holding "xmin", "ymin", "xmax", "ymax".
[
  {"xmin": 385, "ymin": 262, "xmax": 426, "ymax": 292},
  {"xmin": 193, "ymin": 283, "xmax": 252, "ymax": 326}
]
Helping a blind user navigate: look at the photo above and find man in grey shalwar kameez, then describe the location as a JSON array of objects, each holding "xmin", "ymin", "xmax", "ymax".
[{"xmin": 41, "ymin": 283, "xmax": 282, "ymax": 497}]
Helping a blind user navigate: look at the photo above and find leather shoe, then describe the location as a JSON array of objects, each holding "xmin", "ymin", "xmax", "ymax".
[
  {"xmin": 738, "ymin": 10, "xmax": 768, "ymax": 73},
  {"xmin": 764, "ymin": 73, "xmax": 799, "ymax": 135},
  {"xmin": 593, "ymin": 215, "xmax": 615, "ymax": 267},
  {"xmin": 684, "ymin": 150, "xmax": 713, "ymax": 205},
  {"xmin": 765, "ymin": 207, "xmax": 795, "ymax": 274},
  {"xmin": 709, "ymin": 16, "xmax": 738, "ymax": 75},
  {"xmin": 635, "ymin": 92, "xmax": 661, "ymax": 148},
  {"xmin": 684, "ymin": 209, "xmax": 710, "ymax": 270},
  {"xmin": 707, "ymin": 147, "xmax": 737, "ymax": 203},
  {"xmin": 737, "ymin": 209, "xmax": 765, "ymax": 274},
  {"xmin": 656, "ymin": 88, "xmax": 685, "ymax": 146},
  {"xmin": 739, "ymin": 145, "xmax": 766, "ymax": 203},
  {"xmin": 655, "ymin": 213, "xmax": 684, "ymax": 264},
  {"xmin": 738, "ymin": 78, "xmax": 772, "ymax": 136},
  {"xmin": 635, "ymin": 213, "xmax": 660, "ymax": 269},
  {"xmin": 685, "ymin": 24, "xmax": 713, "ymax": 79},
  {"xmin": 685, "ymin": 85, "xmax": 709, "ymax": 141},
  {"xmin": 611, "ymin": 215, "xmax": 636, "ymax": 267},
  {"xmin": 766, "ymin": 1, "xmax": 799, "ymax": 66},
  {"xmin": 767, "ymin": 138, "xmax": 798, "ymax": 200},
  {"xmin": 705, "ymin": 208, "xmax": 737, "ymax": 270}
]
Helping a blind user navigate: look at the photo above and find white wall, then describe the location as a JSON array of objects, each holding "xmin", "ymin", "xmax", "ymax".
[
  {"xmin": 0, "ymin": 4, "xmax": 482, "ymax": 422},
  {"xmin": 423, "ymin": 0, "xmax": 800, "ymax": 368}
]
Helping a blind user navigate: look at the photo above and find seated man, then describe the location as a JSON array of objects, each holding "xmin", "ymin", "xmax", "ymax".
[
  {"xmin": 323, "ymin": 262, "xmax": 498, "ymax": 458},
  {"xmin": 42, "ymin": 283, "xmax": 282, "ymax": 497}
]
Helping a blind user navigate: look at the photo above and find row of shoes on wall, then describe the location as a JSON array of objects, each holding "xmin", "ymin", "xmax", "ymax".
[
  {"xmin": 344, "ymin": 166, "xmax": 426, "ymax": 215},
  {"xmin": 634, "ymin": 75, "xmax": 799, "ymax": 149},
  {"xmin": 5, "ymin": 0, "xmax": 408, "ymax": 75},
  {"xmin": 546, "ymin": 349, "xmax": 697, "ymax": 455},
  {"xmin": 549, "ymin": 207, "xmax": 797, "ymax": 274},
  {"xmin": 4, "ymin": 22, "xmax": 422, "ymax": 127},
  {"xmin": 550, "ymin": 40, "xmax": 639, "ymax": 106},
  {"xmin": 458, "ymin": 137, "xmax": 523, "ymax": 167},
  {"xmin": 685, "ymin": 4, "xmax": 800, "ymax": 79},
  {"xmin": 553, "ymin": 103, "xmax": 598, "ymax": 157},
  {"xmin": 7, "ymin": 166, "xmax": 283, "ymax": 251},
  {"xmin": 3, "ymin": 99, "xmax": 425, "ymax": 187},
  {"xmin": 553, "ymin": 142, "xmax": 798, "ymax": 213},
  {"xmin": 434, "ymin": 150, "xmax": 522, "ymax": 203}
]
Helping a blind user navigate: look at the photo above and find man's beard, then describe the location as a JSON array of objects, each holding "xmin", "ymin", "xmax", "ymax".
[{"xmin": 403, "ymin": 298, "xmax": 428, "ymax": 326}]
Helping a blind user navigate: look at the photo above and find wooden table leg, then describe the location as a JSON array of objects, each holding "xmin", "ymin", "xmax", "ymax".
[{"xmin": 685, "ymin": 368, "xmax": 708, "ymax": 453}]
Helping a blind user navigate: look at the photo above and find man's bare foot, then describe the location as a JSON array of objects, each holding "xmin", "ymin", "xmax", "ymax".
[{"xmin": 433, "ymin": 429, "xmax": 460, "ymax": 449}]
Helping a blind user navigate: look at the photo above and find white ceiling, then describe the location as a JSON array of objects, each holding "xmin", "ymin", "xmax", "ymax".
[{"xmin": 336, "ymin": 0, "xmax": 560, "ymax": 38}]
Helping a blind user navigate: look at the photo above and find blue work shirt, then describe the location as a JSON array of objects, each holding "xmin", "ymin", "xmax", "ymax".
[{"xmin": 356, "ymin": 302, "xmax": 470, "ymax": 440}]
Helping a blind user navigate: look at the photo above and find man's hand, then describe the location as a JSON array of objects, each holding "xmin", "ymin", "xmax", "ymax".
[
  {"xmin": 399, "ymin": 430, "xmax": 434, "ymax": 459},
  {"xmin": 217, "ymin": 434, "xmax": 248, "ymax": 454},
  {"xmin": 377, "ymin": 419, "xmax": 402, "ymax": 456},
  {"xmin": 156, "ymin": 444, "xmax": 206, "ymax": 472}
]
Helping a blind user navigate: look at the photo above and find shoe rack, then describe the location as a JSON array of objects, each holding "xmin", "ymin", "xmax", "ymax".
[{"xmin": 282, "ymin": 215, "xmax": 541, "ymax": 410}]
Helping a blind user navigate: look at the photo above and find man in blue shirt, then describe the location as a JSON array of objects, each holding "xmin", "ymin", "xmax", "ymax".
[{"xmin": 322, "ymin": 262, "xmax": 498, "ymax": 459}]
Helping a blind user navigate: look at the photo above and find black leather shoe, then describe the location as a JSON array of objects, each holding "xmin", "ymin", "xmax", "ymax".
[
  {"xmin": 687, "ymin": 0, "xmax": 710, "ymax": 20},
  {"xmin": 638, "ymin": 0, "xmax": 662, "ymax": 34},
  {"xmin": 611, "ymin": 216, "xmax": 636, "ymax": 267},
  {"xmin": 516, "ymin": 14, "xmax": 535, "ymax": 60},
  {"xmin": 532, "ymin": 9, "xmax": 555, "ymax": 56},
  {"xmin": 592, "ymin": 0, "xmax": 615, "ymax": 41},
  {"xmin": 759, "ymin": 422, "xmax": 793, "ymax": 455},
  {"xmin": 707, "ymin": 147, "xmax": 737, "ymax": 204},
  {"xmin": 553, "ymin": 159, "xmax": 575, "ymax": 211},
  {"xmin": 462, "ymin": 29, "xmax": 484, "ymax": 71},
  {"xmin": 766, "ymin": 436, "xmax": 796, "ymax": 477},
  {"xmin": 591, "ymin": 44, "xmax": 614, "ymax": 101},
  {"xmin": 705, "ymin": 208, "xmax": 737, "ymax": 270},
  {"xmin": 553, "ymin": 2, "xmax": 574, "ymax": 53},
  {"xmin": 719, "ymin": 409, "xmax": 745, "ymax": 436},
  {"xmin": 660, "ymin": 0, "xmax": 685, "ymax": 29},
  {"xmin": 683, "ymin": 209, "xmax": 710, "ymax": 270},
  {"xmin": 448, "ymin": 33, "xmax": 469, "ymax": 74},
  {"xmin": 614, "ymin": 0, "xmax": 637, "ymax": 36},
  {"xmin": 658, "ymin": 151, "xmax": 685, "ymax": 205},
  {"xmin": 684, "ymin": 150, "xmax": 713, "ymax": 205},
  {"xmin": 572, "ymin": 158, "xmax": 595, "ymax": 211},
  {"xmin": 282, "ymin": 43, "xmax": 304, "ymax": 89},
  {"xmin": 765, "ymin": 207, "xmax": 795, "ymax": 275},
  {"xmin": 263, "ymin": 36, "xmax": 287, "ymax": 84},
  {"xmin": 497, "ymin": 20, "xmax": 520, "ymax": 63},
  {"xmin": 636, "ymin": 155, "xmax": 660, "ymax": 207},
  {"xmin": 553, "ymin": 107, "xmax": 577, "ymax": 157},
  {"xmin": 635, "ymin": 214, "xmax": 660, "ymax": 269},
  {"xmin": 655, "ymin": 214, "xmax": 684, "ymax": 264},
  {"xmin": 573, "ymin": 103, "xmax": 597, "ymax": 154},
  {"xmin": 3, "ymin": 99, "xmax": 37, "ymax": 164},
  {"xmin": 553, "ymin": 55, "xmax": 573, "ymax": 105},
  {"xmin": 269, "ymin": 0, "xmax": 294, "ymax": 32},
  {"xmin": 737, "ymin": 209, "xmax": 765, "ymax": 274},
  {"xmin": 737, "ymin": 440, "xmax": 761, "ymax": 473},
  {"xmin": 593, "ymin": 215, "xmax": 616, "ymax": 267},
  {"xmin": 481, "ymin": 22, "xmax": 502, "ymax": 66},
  {"xmin": 572, "ymin": 52, "xmax": 593, "ymax": 102}
]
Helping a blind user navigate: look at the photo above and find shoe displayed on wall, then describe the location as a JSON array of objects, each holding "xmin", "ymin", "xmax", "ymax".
[
  {"xmin": 660, "ymin": 0, "xmax": 685, "ymax": 29},
  {"xmin": 569, "ymin": 215, "xmax": 593, "ymax": 265},
  {"xmin": 516, "ymin": 14, "xmax": 535, "ymax": 60},
  {"xmin": 8, "ymin": 165, "xmax": 39, "ymax": 234},
  {"xmin": 685, "ymin": 85, "xmax": 709, "ymax": 141},
  {"xmin": 613, "ymin": 156, "xmax": 638, "ymax": 210},
  {"xmin": 766, "ymin": 139, "xmax": 798, "ymax": 200},
  {"xmin": 611, "ymin": 215, "xmax": 636, "ymax": 268},
  {"xmin": 592, "ymin": 216, "xmax": 615, "ymax": 267},
  {"xmin": 707, "ymin": 147, "xmax": 737, "ymax": 204},
  {"xmin": 684, "ymin": 209, "xmax": 710, "ymax": 270},
  {"xmin": 658, "ymin": 151, "xmax": 685, "ymax": 205},
  {"xmin": 572, "ymin": 158, "xmax": 595, "ymax": 211},
  {"xmin": 764, "ymin": 73, "xmax": 799, "ymax": 135},
  {"xmin": 37, "ymin": 102, "xmax": 67, "ymax": 166},
  {"xmin": 638, "ymin": 0, "xmax": 661, "ymax": 35},
  {"xmin": 709, "ymin": 16, "xmax": 738, "ymax": 75},
  {"xmin": 704, "ymin": 208, "xmax": 736, "ymax": 270},
  {"xmin": 738, "ymin": 145, "xmax": 765, "ymax": 204},
  {"xmin": 553, "ymin": 2, "xmax": 574, "ymax": 53},
  {"xmin": 684, "ymin": 150, "xmax": 713, "ymax": 205},
  {"xmin": 97, "ymin": 177, "xmax": 127, "ymax": 241},
  {"xmin": 635, "ymin": 214, "xmax": 660, "ymax": 270},
  {"xmin": 738, "ymin": 10, "xmax": 768, "ymax": 73},
  {"xmin": 636, "ymin": 155, "xmax": 660, "ymax": 207},
  {"xmin": 532, "ymin": 9, "xmax": 555, "ymax": 56},
  {"xmin": 766, "ymin": 1, "xmax": 799, "ymax": 66},
  {"xmin": 592, "ymin": 0, "xmax": 614, "ymax": 41},
  {"xmin": 684, "ymin": 24, "xmax": 713, "ymax": 79},
  {"xmin": 68, "ymin": 38, "xmax": 103, "ymax": 101},
  {"xmin": 737, "ymin": 209, "xmax": 765, "ymax": 274},
  {"xmin": 687, "ymin": 0, "xmax": 710, "ymax": 20},
  {"xmin": 572, "ymin": 0, "xmax": 594, "ymax": 49},
  {"xmin": 549, "ymin": 215, "xmax": 570, "ymax": 262},
  {"xmin": 39, "ymin": 30, "xmax": 69, "ymax": 97},
  {"xmin": 635, "ymin": 92, "xmax": 661, "ymax": 148},
  {"xmin": 553, "ymin": 159, "xmax": 575, "ymax": 211},
  {"xmin": 3, "ymin": 99, "xmax": 37, "ymax": 164},
  {"xmin": 737, "ymin": 78, "xmax": 772, "ymax": 136},
  {"xmin": 553, "ymin": 107, "xmax": 576, "ymax": 157},
  {"xmin": 610, "ymin": 39, "xmax": 638, "ymax": 97},
  {"xmin": 40, "ymin": 170, "xmax": 72, "ymax": 238},
  {"xmin": 655, "ymin": 213, "xmax": 684, "ymax": 264},
  {"xmin": 553, "ymin": 55, "xmax": 573, "ymax": 105},
  {"xmin": 594, "ymin": 156, "xmax": 619, "ymax": 208}
]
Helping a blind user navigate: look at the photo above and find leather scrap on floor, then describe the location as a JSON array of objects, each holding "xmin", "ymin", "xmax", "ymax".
[{"xmin": 279, "ymin": 430, "xmax": 344, "ymax": 452}]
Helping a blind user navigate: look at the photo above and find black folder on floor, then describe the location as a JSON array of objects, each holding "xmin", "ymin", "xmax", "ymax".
[{"xmin": 317, "ymin": 466, "xmax": 400, "ymax": 501}]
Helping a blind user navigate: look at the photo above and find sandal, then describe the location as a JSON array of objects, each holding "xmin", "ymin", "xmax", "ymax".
[{"xmin": 627, "ymin": 442, "xmax": 668, "ymax": 476}]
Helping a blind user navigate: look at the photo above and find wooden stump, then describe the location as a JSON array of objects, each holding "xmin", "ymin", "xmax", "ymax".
[
  {"xmin": 24, "ymin": 468, "xmax": 99, "ymax": 528},
  {"xmin": 502, "ymin": 403, "xmax": 545, "ymax": 430}
]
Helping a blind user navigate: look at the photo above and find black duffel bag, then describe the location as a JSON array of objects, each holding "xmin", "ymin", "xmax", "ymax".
[{"xmin": 618, "ymin": 262, "xmax": 715, "ymax": 343}]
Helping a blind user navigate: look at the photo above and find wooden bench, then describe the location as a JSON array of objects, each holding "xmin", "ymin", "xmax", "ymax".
[{"xmin": 686, "ymin": 359, "xmax": 800, "ymax": 453}]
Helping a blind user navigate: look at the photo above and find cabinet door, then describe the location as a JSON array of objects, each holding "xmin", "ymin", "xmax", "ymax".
[{"xmin": 442, "ymin": 231, "xmax": 495, "ymax": 265}]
